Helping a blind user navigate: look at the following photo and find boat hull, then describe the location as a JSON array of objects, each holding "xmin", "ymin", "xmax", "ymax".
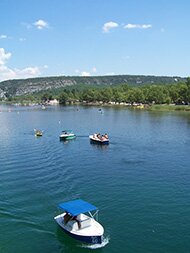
[
  {"xmin": 89, "ymin": 135, "xmax": 109, "ymax": 145},
  {"xmin": 61, "ymin": 226, "xmax": 102, "ymax": 244},
  {"xmin": 35, "ymin": 132, "xmax": 42, "ymax": 137},
  {"xmin": 59, "ymin": 135, "xmax": 76, "ymax": 140},
  {"xmin": 36, "ymin": 133, "xmax": 42, "ymax": 137},
  {"xmin": 54, "ymin": 212, "xmax": 104, "ymax": 244}
]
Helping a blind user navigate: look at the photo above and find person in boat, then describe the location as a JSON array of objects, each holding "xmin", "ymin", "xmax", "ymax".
[
  {"xmin": 72, "ymin": 216, "xmax": 81, "ymax": 229},
  {"xmin": 97, "ymin": 133, "xmax": 101, "ymax": 140},
  {"xmin": 64, "ymin": 212, "xmax": 72, "ymax": 224},
  {"xmin": 104, "ymin": 133, "xmax": 109, "ymax": 139},
  {"xmin": 64, "ymin": 212, "xmax": 81, "ymax": 229}
]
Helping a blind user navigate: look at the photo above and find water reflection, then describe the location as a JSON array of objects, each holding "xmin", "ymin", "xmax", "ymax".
[
  {"xmin": 90, "ymin": 141, "xmax": 109, "ymax": 151},
  {"xmin": 59, "ymin": 139, "xmax": 76, "ymax": 144},
  {"xmin": 56, "ymin": 227, "xmax": 82, "ymax": 252}
]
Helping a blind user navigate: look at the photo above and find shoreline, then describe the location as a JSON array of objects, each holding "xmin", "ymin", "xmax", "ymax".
[{"xmin": 1, "ymin": 101, "xmax": 190, "ymax": 112}]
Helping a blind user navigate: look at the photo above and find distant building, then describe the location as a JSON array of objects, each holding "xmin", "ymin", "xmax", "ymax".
[{"xmin": 48, "ymin": 99, "xmax": 59, "ymax": 105}]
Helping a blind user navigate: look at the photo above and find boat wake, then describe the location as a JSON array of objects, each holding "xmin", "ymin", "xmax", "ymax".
[{"xmin": 80, "ymin": 236, "xmax": 110, "ymax": 249}]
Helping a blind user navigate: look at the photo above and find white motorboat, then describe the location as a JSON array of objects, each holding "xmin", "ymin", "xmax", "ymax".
[
  {"xmin": 54, "ymin": 199, "xmax": 104, "ymax": 244},
  {"xmin": 59, "ymin": 130, "xmax": 76, "ymax": 140}
]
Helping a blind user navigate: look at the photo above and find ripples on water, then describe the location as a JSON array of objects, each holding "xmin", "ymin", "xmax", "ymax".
[
  {"xmin": 81, "ymin": 236, "xmax": 110, "ymax": 249},
  {"xmin": 0, "ymin": 105, "xmax": 190, "ymax": 253}
]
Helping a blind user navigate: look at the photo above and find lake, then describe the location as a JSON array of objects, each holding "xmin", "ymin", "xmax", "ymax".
[{"xmin": 0, "ymin": 104, "xmax": 190, "ymax": 253}]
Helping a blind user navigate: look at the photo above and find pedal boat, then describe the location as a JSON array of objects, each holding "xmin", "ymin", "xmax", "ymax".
[
  {"xmin": 34, "ymin": 129, "xmax": 43, "ymax": 137},
  {"xmin": 89, "ymin": 134, "xmax": 109, "ymax": 145},
  {"xmin": 54, "ymin": 199, "xmax": 104, "ymax": 244}
]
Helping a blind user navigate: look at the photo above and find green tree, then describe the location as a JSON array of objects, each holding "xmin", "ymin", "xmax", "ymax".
[
  {"xmin": 168, "ymin": 85, "xmax": 179, "ymax": 103},
  {"xmin": 101, "ymin": 87, "xmax": 113, "ymax": 102},
  {"xmin": 112, "ymin": 89, "xmax": 123, "ymax": 103},
  {"xmin": 80, "ymin": 89, "xmax": 96, "ymax": 102},
  {"xmin": 145, "ymin": 85, "xmax": 167, "ymax": 104},
  {"xmin": 58, "ymin": 92, "xmax": 68, "ymax": 104},
  {"xmin": 130, "ymin": 88, "xmax": 145, "ymax": 103},
  {"xmin": 185, "ymin": 77, "xmax": 190, "ymax": 102},
  {"xmin": 41, "ymin": 92, "xmax": 53, "ymax": 102},
  {"xmin": 177, "ymin": 83, "xmax": 188, "ymax": 104}
]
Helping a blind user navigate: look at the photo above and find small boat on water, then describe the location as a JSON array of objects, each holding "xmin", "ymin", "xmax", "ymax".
[
  {"xmin": 34, "ymin": 129, "xmax": 43, "ymax": 137},
  {"xmin": 54, "ymin": 199, "xmax": 104, "ymax": 244},
  {"xmin": 89, "ymin": 133, "xmax": 109, "ymax": 145},
  {"xmin": 59, "ymin": 130, "xmax": 76, "ymax": 140}
]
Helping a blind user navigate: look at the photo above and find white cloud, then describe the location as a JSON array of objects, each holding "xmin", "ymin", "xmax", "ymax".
[
  {"xmin": 105, "ymin": 72, "xmax": 115, "ymax": 76},
  {"xmin": 102, "ymin": 21, "xmax": 119, "ymax": 33},
  {"xmin": 81, "ymin": 71, "xmax": 90, "ymax": 77},
  {"xmin": 0, "ymin": 35, "xmax": 7, "ymax": 39},
  {"xmin": 33, "ymin": 19, "xmax": 49, "ymax": 30},
  {"xmin": 0, "ymin": 65, "xmax": 35, "ymax": 81},
  {"xmin": 21, "ymin": 22, "xmax": 32, "ymax": 29},
  {"xmin": 15, "ymin": 67, "xmax": 41, "ymax": 76},
  {"xmin": 0, "ymin": 65, "xmax": 16, "ymax": 80},
  {"xmin": 124, "ymin": 24, "xmax": 152, "ymax": 29},
  {"xmin": 102, "ymin": 21, "xmax": 151, "ymax": 33},
  {"xmin": 75, "ymin": 67, "xmax": 97, "ymax": 76},
  {"xmin": 0, "ymin": 48, "xmax": 42, "ymax": 81},
  {"xmin": 122, "ymin": 55, "xmax": 130, "ymax": 60},
  {"xmin": 0, "ymin": 66, "xmax": 41, "ymax": 81},
  {"xmin": 75, "ymin": 69, "xmax": 80, "ymax": 74},
  {"xmin": 19, "ymin": 37, "xmax": 26, "ymax": 42},
  {"xmin": 92, "ymin": 67, "xmax": 97, "ymax": 73},
  {"xmin": 0, "ymin": 48, "xmax": 11, "ymax": 65}
]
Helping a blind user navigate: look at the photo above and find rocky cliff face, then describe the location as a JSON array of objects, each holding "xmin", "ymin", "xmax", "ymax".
[
  {"xmin": 14, "ymin": 79, "xmax": 76, "ymax": 96},
  {"xmin": 0, "ymin": 77, "xmax": 77, "ymax": 99},
  {"xmin": 0, "ymin": 88, "xmax": 6, "ymax": 99}
]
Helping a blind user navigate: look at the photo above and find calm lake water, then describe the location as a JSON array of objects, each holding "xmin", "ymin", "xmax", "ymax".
[{"xmin": 0, "ymin": 104, "xmax": 190, "ymax": 253}]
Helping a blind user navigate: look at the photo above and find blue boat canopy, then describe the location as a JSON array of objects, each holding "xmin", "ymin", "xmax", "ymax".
[{"xmin": 58, "ymin": 199, "xmax": 98, "ymax": 216}]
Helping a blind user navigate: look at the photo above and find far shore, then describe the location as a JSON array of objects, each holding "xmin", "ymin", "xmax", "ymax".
[
  {"xmin": 1, "ymin": 100, "xmax": 190, "ymax": 112},
  {"xmin": 78, "ymin": 101, "xmax": 190, "ymax": 112}
]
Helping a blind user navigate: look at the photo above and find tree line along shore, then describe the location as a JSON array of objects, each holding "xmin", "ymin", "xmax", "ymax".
[{"xmin": 1, "ymin": 78, "xmax": 190, "ymax": 111}]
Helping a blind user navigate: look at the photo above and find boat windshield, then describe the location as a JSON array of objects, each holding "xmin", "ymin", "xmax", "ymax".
[{"xmin": 62, "ymin": 130, "xmax": 72, "ymax": 134}]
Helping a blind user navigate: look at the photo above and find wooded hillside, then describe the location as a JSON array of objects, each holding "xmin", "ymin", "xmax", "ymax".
[{"xmin": 0, "ymin": 74, "xmax": 186, "ymax": 100}]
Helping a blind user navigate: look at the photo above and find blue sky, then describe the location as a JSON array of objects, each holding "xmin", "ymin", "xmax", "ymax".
[{"xmin": 0, "ymin": 0, "xmax": 190, "ymax": 81}]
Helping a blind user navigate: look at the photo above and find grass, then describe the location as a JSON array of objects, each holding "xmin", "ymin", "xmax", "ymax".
[{"xmin": 149, "ymin": 104, "xmax": 190, "ymax": 111}]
